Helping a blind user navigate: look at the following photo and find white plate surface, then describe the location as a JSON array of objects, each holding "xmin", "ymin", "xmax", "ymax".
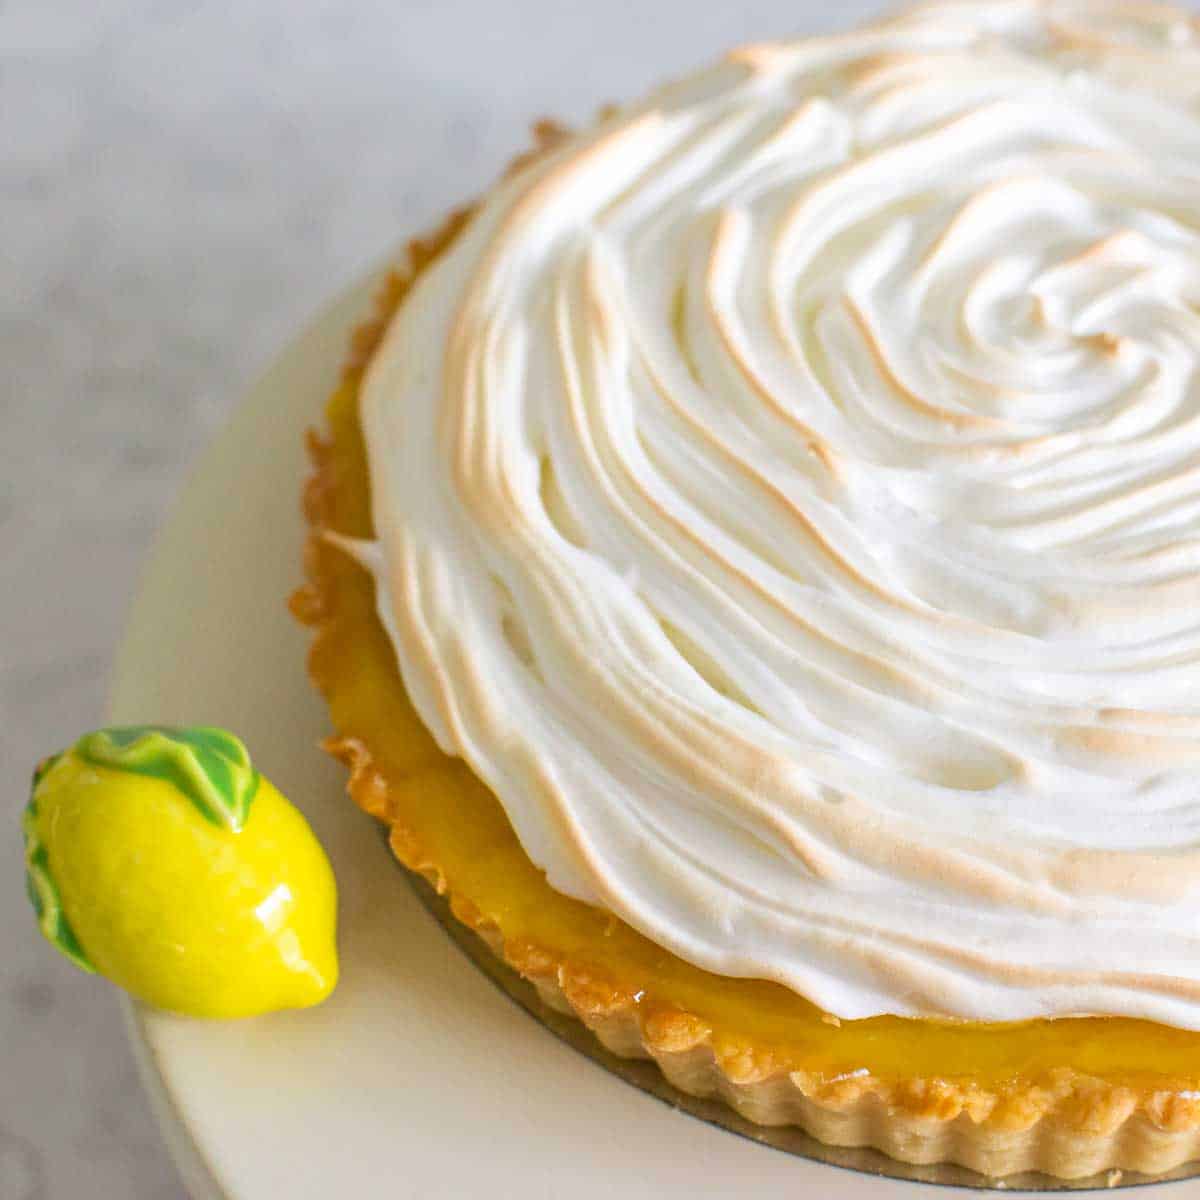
[{"xmin": 108, "ymin": 272, "xmax": 1199, "ymax": 1199}]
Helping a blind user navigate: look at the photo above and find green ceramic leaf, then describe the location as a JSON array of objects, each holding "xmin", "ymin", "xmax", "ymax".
[
  {"xmin": 32, "ymin": 752, "xmax": 61, "ymax": 788},
  {"xmin": 74, "ymin": 725, "xmax": 260, "ymax": 832},
  {"xmin": 22, "ymin": 783, "xmax": 95, "ymax": 973}
]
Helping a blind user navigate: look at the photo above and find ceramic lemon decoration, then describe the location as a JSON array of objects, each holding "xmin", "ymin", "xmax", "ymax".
[{"xmin": 23, "ymin": 725, "xmax": 338, "ymax": 1018}]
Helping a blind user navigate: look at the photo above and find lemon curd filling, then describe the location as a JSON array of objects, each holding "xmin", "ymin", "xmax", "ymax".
[{"xmin": 307, "ymin": 371, "xmax": 1200, "ymax": 1094}]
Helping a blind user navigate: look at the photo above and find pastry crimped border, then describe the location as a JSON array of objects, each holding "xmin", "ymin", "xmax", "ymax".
[{"xmin": 292, "ymin": 122, "xmax": 1200, "ymax": 1183}]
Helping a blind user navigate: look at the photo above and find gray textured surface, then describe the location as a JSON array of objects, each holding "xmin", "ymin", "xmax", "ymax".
[{"xmin": 4, "ymin": 1, "xmax": 884, "ymax": 1195}]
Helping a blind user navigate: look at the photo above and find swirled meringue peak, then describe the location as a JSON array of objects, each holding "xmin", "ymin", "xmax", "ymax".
[{"xmin": 360, "ymin": 0, "xmax": 1200, "ymax": 1026}]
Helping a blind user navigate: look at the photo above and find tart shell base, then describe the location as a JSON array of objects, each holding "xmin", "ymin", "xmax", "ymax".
[
  {"xmin": 405, "ymin": 844, "xmax": 1200, "ymax": 1184},
  {"xmin": 292, "ymin": 124, "xmax": 1200, "ymax": 1185},
  {"xmin": 404, "ymin": 858, "xmax": 1200, "ymax": 1191}
]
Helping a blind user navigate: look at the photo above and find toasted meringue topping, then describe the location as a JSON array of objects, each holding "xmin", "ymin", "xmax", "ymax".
[{"xmin": 360, "ymin": 0, "xmax": 1200, "ymax": 1025}]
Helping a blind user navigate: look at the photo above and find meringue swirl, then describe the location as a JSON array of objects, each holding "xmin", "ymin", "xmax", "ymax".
[{"xmin": 360, "ymin": 0, "xmax": 1200, "ymax": 1025}]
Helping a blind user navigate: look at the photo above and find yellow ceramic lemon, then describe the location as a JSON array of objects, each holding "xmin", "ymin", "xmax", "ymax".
[{"xmin": 24, "ymin": 726, "xmax": 338, "ymax": 1018}]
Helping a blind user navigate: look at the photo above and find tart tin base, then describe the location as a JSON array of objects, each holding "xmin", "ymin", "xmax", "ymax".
[{"xmin": 399, "ymin": 855, "xmax": 1199, "ymax": 1193}]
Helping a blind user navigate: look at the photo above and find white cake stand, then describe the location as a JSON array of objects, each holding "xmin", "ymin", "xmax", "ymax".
[{"xmin": 108, "ymin": 270, "xmax": 1199, "ymax": 1199}]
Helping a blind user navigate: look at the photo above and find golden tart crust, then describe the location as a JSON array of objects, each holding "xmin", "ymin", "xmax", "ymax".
[{"xmin": 293, "ymin": 125, "xmax": 1200, "ymax": 1183}]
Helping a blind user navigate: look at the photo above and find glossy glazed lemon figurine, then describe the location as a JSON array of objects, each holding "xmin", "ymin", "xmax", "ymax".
[{"xmin": 24, "ymin": 726, "xmax": 338, "ymax": 1018}]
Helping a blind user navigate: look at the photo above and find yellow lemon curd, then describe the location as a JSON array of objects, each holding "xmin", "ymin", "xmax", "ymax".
[
  {"xmin": 310, "ymin": 365, "xmax": 1200, "ymax": 1093},
  {"xmin": 25, "ymin": 727, "xmax": 337, "ymax": 1018}
]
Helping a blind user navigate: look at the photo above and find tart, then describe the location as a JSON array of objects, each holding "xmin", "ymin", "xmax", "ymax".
[{"xmin": 294, "ymin": 1, "xmax": 1200, "ymax": 1182}]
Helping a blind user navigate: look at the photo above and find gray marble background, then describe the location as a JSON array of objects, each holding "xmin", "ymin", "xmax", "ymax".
[{"xmin": 4, "ymin": 1, "xmax": 891, "ymax": 1194}]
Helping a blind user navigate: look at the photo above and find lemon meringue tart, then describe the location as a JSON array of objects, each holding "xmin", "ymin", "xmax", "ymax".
[{"xmin": 295, "ymin": 0, "xmax": 1200, "ymax": 1181}]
